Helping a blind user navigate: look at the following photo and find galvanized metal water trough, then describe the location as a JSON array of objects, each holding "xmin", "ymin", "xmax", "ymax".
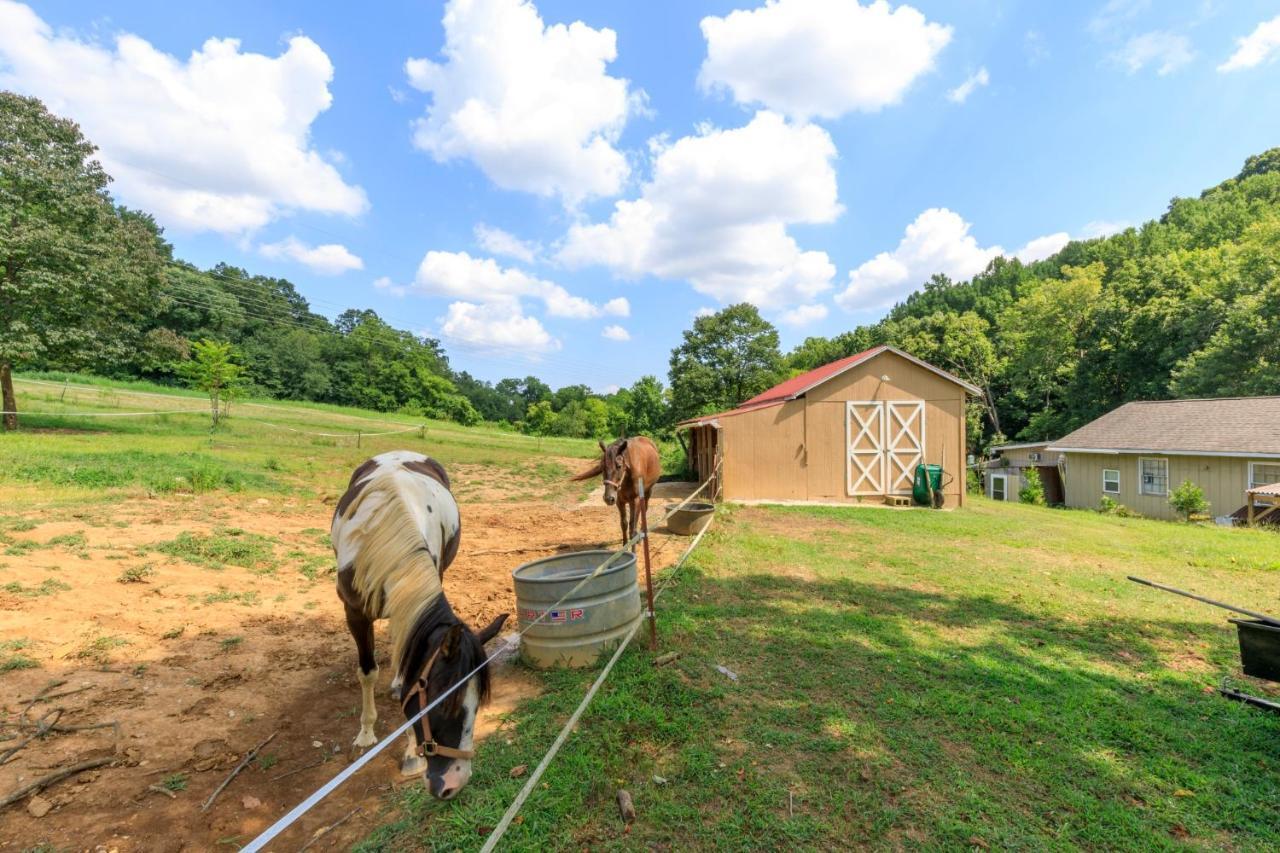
[
  {"xmin": 667, "ymin": 501, "xmax": 714, "ymax": 536},
  {"xmin": 512, "ymin": 549, "xmax": 641, "ymax": 669}
]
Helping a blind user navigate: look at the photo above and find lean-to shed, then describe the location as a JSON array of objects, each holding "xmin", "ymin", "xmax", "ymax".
[{"xmin": 677, "ymin": 346, "xmax": 980, "ymax": 506}]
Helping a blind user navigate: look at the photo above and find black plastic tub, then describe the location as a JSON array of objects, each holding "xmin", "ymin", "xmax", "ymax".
[{"xmin": 1230, "ymin": 618, "xmax": 1280, "ymax": 682}]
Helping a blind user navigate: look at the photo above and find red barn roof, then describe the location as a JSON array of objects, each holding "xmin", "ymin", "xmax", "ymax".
[{"xmin": 678, "ymin": 345, "xmax": 980, "ymax": 428}]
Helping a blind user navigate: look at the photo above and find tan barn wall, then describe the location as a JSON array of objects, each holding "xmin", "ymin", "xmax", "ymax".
[
  {"xmin": 723, "ymin": 350, "xmax": 968, "ymax": 505},
  {"xmin": 720, "ymin": 399, "xmax": 806, "ymax": 501},
  {"xmin": 1062, "ymin": 452, "xmax": 1271, "ymax": 520}
]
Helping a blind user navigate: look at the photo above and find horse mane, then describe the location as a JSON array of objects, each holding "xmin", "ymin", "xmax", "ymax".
[
  {"xmin": 399, "ymin": 599, "xmax": 492, "ymax": 714},
  {"xmin": 571, "ymin": 458, "xmax": 604, "ymax": 481},
  {"xmin": 342, "ymin": 473, "xmax": 446, "ymax": 674}
]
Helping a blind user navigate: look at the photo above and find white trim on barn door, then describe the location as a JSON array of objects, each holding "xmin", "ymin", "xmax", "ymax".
[
  {"xmin": 846, "ymin": 401, "xmax": 885, "ymax": 496},
  {"xmin": 885, "ymin": 401, "xmax": 925, "ymax": 495}
]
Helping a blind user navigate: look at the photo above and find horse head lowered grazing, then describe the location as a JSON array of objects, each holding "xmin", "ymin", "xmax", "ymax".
[
  {"xmin": 332, "ymin": 450, "xmax": 508, "ymax": 800},
  {"xmin": 573, "ymin": 436, "xmax": 663, "ymax": 547}
]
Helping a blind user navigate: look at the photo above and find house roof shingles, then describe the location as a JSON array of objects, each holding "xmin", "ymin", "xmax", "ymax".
[{"xmin": 1049, "ymin": 397, "xmax": 1280, "ymax": 457}]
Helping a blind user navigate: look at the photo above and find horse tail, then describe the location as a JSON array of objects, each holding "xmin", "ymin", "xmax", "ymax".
[{"xmin": 571, "ymin": 459, "xmax": 604, "ymax": 481}]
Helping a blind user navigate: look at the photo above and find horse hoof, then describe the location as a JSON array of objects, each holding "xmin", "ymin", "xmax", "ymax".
[
  {"xmin": 352, "ymin": 729, "xmax": 377, "ymax": 749},
  {"xmin": 388, "ymin": 682, "xmax": 403, "ymax": 702},
  {"xmin": 399, "ymin": 754, "xmax": 428, "ymax": 778}
]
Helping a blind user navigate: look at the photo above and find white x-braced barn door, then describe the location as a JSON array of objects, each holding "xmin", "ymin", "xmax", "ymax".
[
  {"xmin": 885, "ymin": 401, "xmax": 925, "ymax": 495},
  {"xmin": 846, "ymin": 402, "xmax": 885, "ymax": 496},
  {"xmin": 846, "ymin": 401, "xmax": 926, "ymax": 497}
]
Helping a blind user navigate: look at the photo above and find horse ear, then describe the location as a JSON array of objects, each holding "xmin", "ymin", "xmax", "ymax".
[
  {"xmin": 440, "ymin": 624, "xmax": 465, "ymax": 659},
  {"xmin": 475, "ymin": 613, "xmax": 510, "ymax": 646},
  {"xmin": 598, "ymin": 439, "xmax": 607, "ymax": 452},
  {"xmin": 617, "ymin": 439, "xmax": 628, "ymax": 454}
]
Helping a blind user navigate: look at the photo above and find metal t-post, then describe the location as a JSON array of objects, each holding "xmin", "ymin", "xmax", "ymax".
[{"xmin": 639, "ymin": 477, "xmax": 657, "ymax": 649}]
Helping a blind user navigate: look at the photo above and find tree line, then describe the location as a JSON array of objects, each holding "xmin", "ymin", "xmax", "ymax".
[
  {"xmin": 666, "ymin": 147, "xmax": 1280, "ymax": 452},
  {"xmin": 5, "ymin": 90, "xmax": 1279, "ymax": 449}
]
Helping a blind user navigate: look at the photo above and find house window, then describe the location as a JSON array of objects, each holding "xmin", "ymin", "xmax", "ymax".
[
  {"xmin": 1028, "ymin": 451, "xmax": 1042, "ymax": 463},
  {"xmin": 1103, "ymin": 469, "xmax": 1120, "ymax": 494},
  {"xmin": 1139, "ymin": 457, "xmax": 1168, "ymax": 496},
  {"xmin": 991, "ymin": 474, "xmax": 1008, "ymax": 501},
  {"xmin": 1249, "ymin": 462, "xmax": 1280, "ymax": 491}
]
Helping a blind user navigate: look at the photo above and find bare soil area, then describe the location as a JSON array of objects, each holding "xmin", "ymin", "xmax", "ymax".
[{"xmin": 0, "ymin": 471, "xmax": 686, "ymax": 851}]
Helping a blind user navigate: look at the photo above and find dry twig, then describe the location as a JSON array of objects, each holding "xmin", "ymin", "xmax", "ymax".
[
  {"xmin": 148, "ymin": 783, "xmax": 178, "ymax": 799},
  {"xmin": 201, "ymin": 731, "xmax": 277, "ymax": 813},
  {"xmin": 0, "ymin": 756, "xmax": 114, "ymax": 810},
  {"xmin": 297, "ymin": 806, "xmax": 362, "ymax": 852},
  {"xmin": 271, "ymin": 758, "xmax": 326, "ymax": 782},
  {"xmin": 0, "ymin": 709, "xmax": 62, "ymax": 766}
]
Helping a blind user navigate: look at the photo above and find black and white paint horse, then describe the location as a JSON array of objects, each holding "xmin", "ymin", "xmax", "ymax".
[{"xmin": 332, "ymin": 450, "xmax": 507, "ymax": 800}]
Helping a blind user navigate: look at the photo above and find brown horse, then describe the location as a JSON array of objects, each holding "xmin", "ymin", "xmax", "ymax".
[{"xmin": 574, "ymin": 437, "xmax": 662, "ymax": 547}]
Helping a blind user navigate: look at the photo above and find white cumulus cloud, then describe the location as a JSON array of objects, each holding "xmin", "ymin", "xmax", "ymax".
[
  {"xmin": 1113, "ymin": 31, "xmax": 1195, "ymax": 75},
  {"xmin": 259, "ymin": 237, "xmax": 363, "ymax": 275},
  {"xmin": 414, "ymin": 251, "xmax": 623, "ymax": 320},
  {"xmin": 1219, "ymin": 15, "xmax": 1280, "ymax": 72},
  {"xmin": 1081, "ymin": 219, "xmax": 1132, "ymax": 239},
  {"xmin": 946, "ymin": 67, "xmax": 989, "ymax": 103},
  {"xmin": 405, "ymin": 0, "xmax": 642, "ymax": 205},
  {"xmin": 698, "ymin": 0, "xmax": 951, "ymax": 120},
  {"xmin": 0, "ymin": 1, "xmax": 367, "ymax": 234},
  {"xmin": 439, "ymin": 299, "xmax": 559, "ymax": 353},
  {"xmin": 1014, "ymin": 232, "xmax": 1070, "ymax": 264},
  {"xmin": 560, "ymin": 111, "xmax": 838, "ymax": 321},
  {"xmin": 474, "ymin": 223, "xmax": 540, "ymax": 264},
  {"xmin": 835, "ymin": 209, "xmax": 1071, "ymax": 312},
  {"xmin": 601, "ymin": 324, "xmax": 630, "ymax": 341},
  {"xmin": 779, "ymin": 304, "xmax": 829, "ymax": 326}
]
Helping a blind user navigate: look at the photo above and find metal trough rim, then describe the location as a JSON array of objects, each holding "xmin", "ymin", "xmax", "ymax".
[
  {"xmin": 511, "ymin": 549, "xmax": 636, "ymax": 584},
  {"xmin": 670, "ymin": 501, "xmax": 714, "ymax": 513}
]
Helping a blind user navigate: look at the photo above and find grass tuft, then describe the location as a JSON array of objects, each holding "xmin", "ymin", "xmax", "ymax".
[{"xmin": 152, "ymin": 528, "xmax": 275, "ymax": 570}]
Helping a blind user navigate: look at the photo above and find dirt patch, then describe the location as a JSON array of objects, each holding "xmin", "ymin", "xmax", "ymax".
[{"xmin": 0, "ymin": 478, "xmax": 681, "ymax": 851}]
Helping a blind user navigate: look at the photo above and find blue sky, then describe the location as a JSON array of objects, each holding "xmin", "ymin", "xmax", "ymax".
[{"xmin": 2, "ymin": 1, "xmax": 1279, "ymax": 391}]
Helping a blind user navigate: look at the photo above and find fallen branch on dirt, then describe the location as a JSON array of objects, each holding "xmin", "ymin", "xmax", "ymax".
[
  {"xmin": 16, "ymin": 680, "xmax": 67, "ymax": 723},
  {"xmin": 148, "ymin": 783, "xmax": 177, "ymax": 799},
  {"xmin": 0, "ymin": 756, "xmax": 114, "ymax": 810},
  {"xmin": 201, "ymin": 731, "xmax": 277, "ymax": 813},
  {"xmin": 296, "ymin": 806, "xmax": 362, "ymax": 852},
  {"xmin": 17, "ymin": 684, "xmax": 94, "ymax": 706},
  {"xmin": 0, "ymin": 709, "xmax": 62, "ymax": 766},
  {"xmin": 271, "ymin": 758, "xmax": 326, "ymax": 782}
]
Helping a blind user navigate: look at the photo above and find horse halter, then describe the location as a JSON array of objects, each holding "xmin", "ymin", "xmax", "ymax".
[
  {"xmin": 604, "ymin": 452, "xmax": 629, "ymax": 490},
  {"xmin": 400, "ymin": 643, "xmax": 475, "ymax": 761}
]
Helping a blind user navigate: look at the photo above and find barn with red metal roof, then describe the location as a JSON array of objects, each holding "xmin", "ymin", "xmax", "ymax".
[{"xmin": 677, "ymin": 345, "xmax": 980, "ymax": 506}]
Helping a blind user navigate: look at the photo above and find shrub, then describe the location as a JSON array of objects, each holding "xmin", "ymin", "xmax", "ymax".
[
  {"xmin": 1098, "ymin": 495, "xmax": 1138, "ymax": 518},
  {"xmin": 1170, "ymin": 479, "xmax": 1210, "ymax": 521},
  {"xmin": 1019, "ymin": 468, "xmax": 1046, "ymax": 505},
  {"xmin": 966, "ymin": 468, "xmax": 982, "ymax": 495}
]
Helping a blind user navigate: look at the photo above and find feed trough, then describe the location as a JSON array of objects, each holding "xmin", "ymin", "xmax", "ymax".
[
  {"xmin": 667, "ymin": 501, "xmax": 714, "ymax": 536},
  {"xmin": 512, "ymin": 550, "xmax": 641, "ymax": 669},
  {"xmin": 1129, "ymin": 576, "xmax": 1280, "ymax": 713}
]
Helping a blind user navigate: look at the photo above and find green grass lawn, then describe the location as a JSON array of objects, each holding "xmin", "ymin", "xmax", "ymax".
[{"xmin": 360, "ymin": 499, "xmax": 1280, "ymax": 851}]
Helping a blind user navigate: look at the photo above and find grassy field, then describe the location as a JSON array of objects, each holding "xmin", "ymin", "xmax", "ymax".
[
  {"xmin": 7, "ymin": 375, "xmax": 1280, "ymax": 850},
  {"xmin": 361, "ymin": 499, "xmax": 1280, "ymax": 851},
  {"xmin": 0, "ymin": 372, "xmax": 599, "ymax": 508}
]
